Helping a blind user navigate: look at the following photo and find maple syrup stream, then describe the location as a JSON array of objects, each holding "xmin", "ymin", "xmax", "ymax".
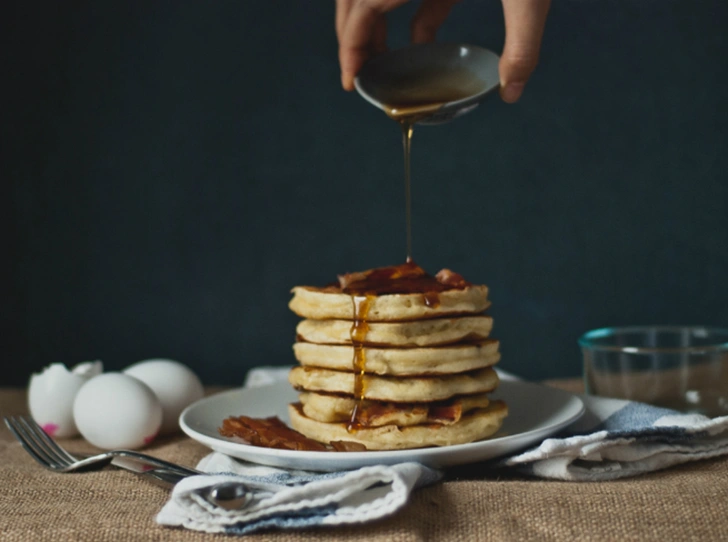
[
  {"xmin": 346, "ymin": 72, "xmax": 484, "ymax": 431},
  {"xmin": 347, "ymin": 116, "xmax": 429, "ymax": 432},
  {"xmin": 402, "ymin": 120, "xmax": 414, "ymax": 262}
]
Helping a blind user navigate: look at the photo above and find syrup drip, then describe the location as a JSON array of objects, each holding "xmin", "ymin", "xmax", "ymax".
[
  {"xmin": 422, "ymin": 291, "xmax": 441, "ymax": 308},
  {"xmin": 348, "ymin": 294, "xmax": 373, "ymax": 432},
  {"xmin": 401, "ymin": 120, "xmax": 414, "ymax": 262},
  {"xmin": 379, "ymin": 66, "xmax": 486, "ymax": 262}
]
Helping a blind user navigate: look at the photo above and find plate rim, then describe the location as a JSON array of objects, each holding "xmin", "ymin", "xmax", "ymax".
[{"xmin": 179, "ymin": 379, "xmax": 585, "ymax": 469}]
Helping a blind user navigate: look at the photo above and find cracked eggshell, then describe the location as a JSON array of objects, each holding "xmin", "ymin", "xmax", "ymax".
[
  {"xmin": 73, "ymin": 373, "xmax": 163, "ymax": 450},
  {"xmin": 123, "ymin": 359, "xmax": 204, "ymax": 434},
  {"xmin": 28, "ymin": 361, "xmax": 103, "ymax": 438}
]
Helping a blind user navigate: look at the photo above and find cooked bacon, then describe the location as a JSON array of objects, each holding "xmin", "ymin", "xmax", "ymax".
[
  {"xmin": 435, "ymin": 269, "xmax": 470, "ymax": 288},
  {"xmin": 337, "ymin": 261, "xmax": 427, "ymax": 291},
  {"xmin": 355, "ymin": 401, "xmax": 428, "ymax": 427},
  {"xmin": 219, "ymin": 415, "xmax": 370, "ymax": 452},
  {"xmin": 330, "ymin": 440, "xmax": 367, "ymax": 452},
  {"xmin": 337, "ymin": 270, "xmax": 370, "ymax": 290},
  {"xmin": 354, "ymin": 397, "xmax": 472, "ymax": 427},
  {"xmin": 333, "ymin": 262, "xmax": 472, "ymax": 296},
  {"xmin": 219, "ymin": 415, "xmax": 328, "ymax": 452},
  {"xmin": 427, "ymin": 403, "xmax": 463, "ymax": 424}
]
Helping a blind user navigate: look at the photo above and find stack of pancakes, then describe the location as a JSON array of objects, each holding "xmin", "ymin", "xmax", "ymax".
[{"xmin": 287, "ymin": 262, "xmax": 507, "ymax": 450}]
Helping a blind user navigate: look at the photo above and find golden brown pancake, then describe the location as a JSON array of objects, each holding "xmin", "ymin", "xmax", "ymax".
[
  {"xmin": 293, "ymin": 340, "xmax": 500, "ymax": 375},
  {"xmin": 289, "ymin": 285, "xmax": 490, "ymax": 322},
  {"xmin": 296, "ymin": 315, "xmax": 493, "ymax": 347},
  {"xmin": 288, "ymin": 401, "xmax": 508, "ymax": 450},
  {"xmin": 288, "ymin": 366, "xmax": 499, "ymax": 403},
  {"xmin": 298, "ymin": 391, "xmax": 491, "ymax": 427}
]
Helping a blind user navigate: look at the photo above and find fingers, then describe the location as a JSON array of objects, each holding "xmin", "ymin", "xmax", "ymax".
[
  {"xmin": 410, "ymin": 0, "xmax": 460, "ymax": 44},
  {"xmin": 372, "ymin": 16, "xmax": 387, "ymax": 54},
  {"xmin": 338, "ymin": 0, "xmax": 549, "ymax": 101},
  {"xmin": 337, "ymin": 0, "xmax": 409, "ymax": 91},
  {"xmin": 335, "ymin": 0, "xmax": 352, "ymax": 42},
  {"xmin": 499, "ymin": 0, "xmax": 551, "ymax": 103}
]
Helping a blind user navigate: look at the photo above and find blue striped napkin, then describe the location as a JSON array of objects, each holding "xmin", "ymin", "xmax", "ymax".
[
  {"xmin": 156, "ymin": 453, "xmax": 440, "ymax": 534},
  {"xmin": 501, "ymin": 392, "xmax": 728, "ymax": 480},
  {"xmin": 156, "ymin": 367, "xmax": 728, "ymax": 534}
]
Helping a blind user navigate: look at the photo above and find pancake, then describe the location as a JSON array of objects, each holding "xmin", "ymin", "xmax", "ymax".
[
  {"xmin": 293, "ymin": 340, "xmax": 500, "ymax": 375},
  {"xmin": 289, "ymin": 285, "xmax": 490, "ymax": 322},
  {"xmin": 288, "ymin": 400, "xmax": 508, "ymax": 450},
  {"xmin": 284, "ymin": 262, "xmax": 506, "ymax": 451},
  {"xmin": 298, "ymin": 391, "xmax": 491, "ymax": 427},
  {"xmin": 289, "ymin": 366, "xmax": 499, "ymax": 402},
  {"xmin": 296, "ymin": 315, "xmax": 493, "ymax": 347}
]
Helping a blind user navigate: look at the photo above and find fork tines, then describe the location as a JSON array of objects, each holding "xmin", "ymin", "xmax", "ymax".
[{"xmin": 4, "ymin": 416, "xmax": 79, "ymax": 471}]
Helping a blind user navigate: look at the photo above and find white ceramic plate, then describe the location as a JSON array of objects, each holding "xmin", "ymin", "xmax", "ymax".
[{"xmin": 180, "ymin": 378, "xmax": 584, "ymax": 472}]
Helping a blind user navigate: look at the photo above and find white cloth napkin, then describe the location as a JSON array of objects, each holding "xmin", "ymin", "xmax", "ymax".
[
  {"xmin": 157, "ymin": 366, "xmax": 728, "ymax": 534},
  {"xmin": 501, "ymin": 392, "xmax": 728, "ymax": 480},
  {"xmin": 156, "ymin": 453, "xmax": 440, "ymax": 534}
]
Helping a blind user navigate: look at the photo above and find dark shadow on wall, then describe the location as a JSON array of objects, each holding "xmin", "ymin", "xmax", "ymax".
[{"xmin": 3, "ymin": 0, "xmax": 727, "ymax": 385}]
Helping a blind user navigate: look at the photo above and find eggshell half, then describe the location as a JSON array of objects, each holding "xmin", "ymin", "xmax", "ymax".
[{"xmin": 28, "ymin": 361, "xmax": 103, "ymax": 438}]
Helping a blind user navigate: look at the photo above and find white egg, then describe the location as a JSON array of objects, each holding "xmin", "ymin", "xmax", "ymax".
[
  {"xmin": 28, "ymin": 361, "xmax": 103, "ymax": 438},
  {"xmin": 123, "ymin": 359, "xmax": 204, "ymax": 434},
  {"xmin": 73, "ymin": 373, "xmax": 162, "ymax": 449}
]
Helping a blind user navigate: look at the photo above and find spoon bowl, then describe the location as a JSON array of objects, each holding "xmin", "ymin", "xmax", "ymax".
[{"xmin": 354, "ymin": 43, "xmax": 500, "ymax": 125}]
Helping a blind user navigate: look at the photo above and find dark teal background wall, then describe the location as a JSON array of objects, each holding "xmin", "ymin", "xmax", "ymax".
[{"xmin": 3, "ymin": 1, "xmax": 727, "ymax": 386}]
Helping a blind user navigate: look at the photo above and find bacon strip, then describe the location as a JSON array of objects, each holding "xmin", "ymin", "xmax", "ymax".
[
  {"xmin": 337, "ymin": 261, "xmax": 427, "ymax": 291},
  {"xmin": 336, "ymin": 261, "xmax": 471, "ymax": 295},
  {"xmin": 356, "ymin": 402, "xmax": 428, "ymax": 427},
  {"xmin": 352, "ymin": 398, "xmax": 469, "ymax": 427},
  {"xmin": 435, "ymin": 269, "xmax": 470, "ymax": 288},
  {"xmin": 330, "ymin": 440, "xmax": 367, "ymax": 452},
  {"xmin": 219, "ymin": 415, "xmax": 328, "ymax": 451},
  {"xmin": 427, "ymin": 403, "xmax": 463, "ymax": 424},
  {"xmin": 219, "ymin": 415, "xmax": 369, "ymax": 452}
]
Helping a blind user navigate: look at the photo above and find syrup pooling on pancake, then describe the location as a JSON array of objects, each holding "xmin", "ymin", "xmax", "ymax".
[
  {"xmin": 338, "ymin": 260, "xmax": 471, "ymax": 309},
  {"xmin": 342, "ymin": 263, "xmax": 472, "ymax": 432}
]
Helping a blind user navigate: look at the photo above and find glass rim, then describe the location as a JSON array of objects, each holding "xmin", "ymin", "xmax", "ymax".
[{"xmin": 578, "ymin": 325, "xmax": 728, "ymax": 353}]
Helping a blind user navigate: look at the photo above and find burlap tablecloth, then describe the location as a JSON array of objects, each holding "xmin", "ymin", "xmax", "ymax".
[{"xmin": 2, "ymin": 382, "xmax": 727, "ymax": 541}]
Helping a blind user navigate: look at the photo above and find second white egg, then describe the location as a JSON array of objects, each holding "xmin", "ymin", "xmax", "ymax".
[
  {"xmin": 123, "ymin": 359, "xmax": 204, "ymax": 434},
  {"xmin": 73, "ymin": 373, "xmax": 162, "ymax": 450}
]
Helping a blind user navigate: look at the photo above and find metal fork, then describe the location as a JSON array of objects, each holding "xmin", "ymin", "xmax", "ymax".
[
  {"xmin": 4, "ymin": 415, "xmax": 200, "ymax": 476},
  {"xmin": 5, "ymin": 415, "xmax": 253, "ymax": 509}
]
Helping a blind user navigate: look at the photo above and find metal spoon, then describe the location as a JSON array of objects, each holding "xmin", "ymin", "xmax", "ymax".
[
  {"xmin": 128, "ymin": 465, "xmax": 253, "ymax": 510},
  {"xmin": 205, "ymin": 481, "xmax": 253, "ymax": 510}
]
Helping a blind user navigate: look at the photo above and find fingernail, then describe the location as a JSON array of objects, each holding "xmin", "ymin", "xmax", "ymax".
[
  {"xmin": 341, "ymin": 73, "xmax": 354, "ymax": 91},
  {"xmin": 500, "ymin": 82, "xmax": 525, "ymax": 104}
]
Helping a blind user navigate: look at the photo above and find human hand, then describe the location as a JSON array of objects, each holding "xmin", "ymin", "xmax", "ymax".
[{"xmin": 335, "ymin": 0, "xmax": 551, "ymax": 103}]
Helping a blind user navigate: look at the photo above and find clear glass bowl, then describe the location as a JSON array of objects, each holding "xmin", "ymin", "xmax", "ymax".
[{"xmin": 579, "ymin": 326, "xmax": 728, "ymax": 416}]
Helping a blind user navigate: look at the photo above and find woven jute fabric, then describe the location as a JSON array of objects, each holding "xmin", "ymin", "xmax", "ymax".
[{"xmin": 2, "ymin": 384, "xmax": 728, "ymax": 542}]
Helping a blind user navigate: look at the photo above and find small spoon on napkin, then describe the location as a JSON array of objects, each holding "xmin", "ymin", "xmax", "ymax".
[
  {"xmin": 113, "ymin": 458, "xmax": 252, "ymax": 510},
  {"xmin": 205, "ymin": 481, "xmax": 252, "ymax": 510}
]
